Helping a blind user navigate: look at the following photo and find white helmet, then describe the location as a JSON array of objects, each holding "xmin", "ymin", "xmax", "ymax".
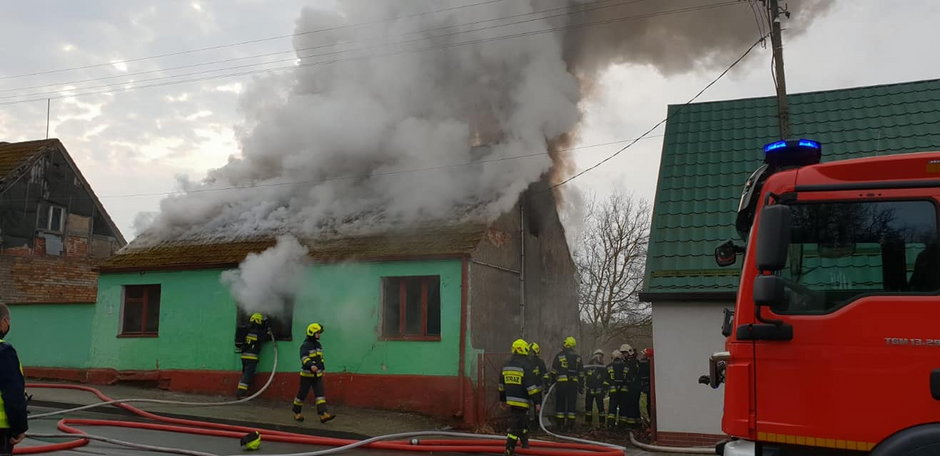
[
  {"xmin": 620, "ymin": 344, "xmax": 636, "ymax": 357},
  {"xmin": 611, "ymin": 349, "xmax": 621, "ymax": 359}
]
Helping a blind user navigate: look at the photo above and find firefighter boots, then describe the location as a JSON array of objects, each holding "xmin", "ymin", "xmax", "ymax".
[
  {"xmin": 319, "ymin": 412, "xmax": 336, "ymax": 423},
  {"xmin": 293, "ymin": 412, "xmax": 304, "ymax": 422}
]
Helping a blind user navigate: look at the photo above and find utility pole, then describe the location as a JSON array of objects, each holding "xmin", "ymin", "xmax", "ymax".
[{"xmin": 766, "ymin": 0, "xmax": 790, "ymax": 139}]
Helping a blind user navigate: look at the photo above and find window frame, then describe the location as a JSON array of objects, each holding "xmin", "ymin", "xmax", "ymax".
[
  {"xmin": 36, "ymin": 202, "xmax": 66, "ymax": 234},
  {"xmin": 775, "ymin": 197, "xmax": 940, "ymax": 315},
  {"xmin": 119, "ymin": 284, "xmax": 161, "ymax": 337},
  {"xmin": 380, "ymin": 275, "xmax": 442, "ymax": 341},
  {"xmin": 234, "ymin": 302, "xmax": 294, "ymax": 342}
]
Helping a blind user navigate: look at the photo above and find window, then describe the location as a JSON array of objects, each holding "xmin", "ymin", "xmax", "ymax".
[
  {"xmin": 382, "ymin": 276, "xmax": 441, "ymax": 340},
  {"xmin": 779, "ymin": 200, "xmax": 939, "ymax": 314},
  {"xmin": 121, "ymin": 285, "xmax": 161, "ymax": 336},
  {"xmin": 235, "ymin": 301, "xmax": 294, "ymax": 341},
  {"xmin": 36, "ymin": 203, "xmax": 66, "ymax": 233}
]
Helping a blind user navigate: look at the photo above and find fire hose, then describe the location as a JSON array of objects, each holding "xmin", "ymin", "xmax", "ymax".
[{"xmin": 20, "ymin": 338, "xmax": 623, "ymax": 455}]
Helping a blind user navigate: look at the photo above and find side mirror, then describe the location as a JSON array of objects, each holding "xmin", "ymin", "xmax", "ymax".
[
  {"xmin": 753, "ymin": 275, "xmax": 786, "ymax": 310},
  {"xmin": 756, "ymin": 205, "xmax": 791, "ymax": 271},
  {"xmin": 715, "ymin": 240, "xmax": 744, "ymax": 267}
]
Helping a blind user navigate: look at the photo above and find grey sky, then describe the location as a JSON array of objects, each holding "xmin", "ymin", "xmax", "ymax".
[{"xmin": 0, "ymin": 1, "xmax": 937, "ymax": 241}]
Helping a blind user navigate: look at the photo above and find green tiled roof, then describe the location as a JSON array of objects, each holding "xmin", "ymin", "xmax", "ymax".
[{"xmin": 644, "ymin": 79, "xmax": 940, "ymax": 298}]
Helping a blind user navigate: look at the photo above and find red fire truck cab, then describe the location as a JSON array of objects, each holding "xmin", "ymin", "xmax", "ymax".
[{"xmin": 705, "ymin": 139, "xmax": 940, "ymax": 456}]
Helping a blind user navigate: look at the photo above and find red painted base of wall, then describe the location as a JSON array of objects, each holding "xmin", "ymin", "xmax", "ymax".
[
  {"xmin": 26, "ymin": 367, "xmax": 477, "ymax": 426},
  {"xmin": 655, "ymin": 431, "xmax": 726, "ymax": 448}
]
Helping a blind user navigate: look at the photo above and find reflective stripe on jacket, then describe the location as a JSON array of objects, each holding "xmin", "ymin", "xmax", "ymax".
[
  {"xmin": 498, "ymin": 354, "xmax": 542, "ymax": 409},
  {"xmin": 299, "ymin": 337, "xmax": 325, "ymax": 378}
]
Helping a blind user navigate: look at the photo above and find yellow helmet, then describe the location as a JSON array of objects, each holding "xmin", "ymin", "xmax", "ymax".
[
  {"xmin": 249, "ymin": 313, "xmax": 264, "ymax": 324},
  {"xmin": 563, "ymin": 336, "xmax": 576, "ymax": 348},
  {"xmin": 511, "ymin": 339, "xmax": 529, "ymax": 355},
  {"xmin": 306, "ymin": 322, "xmax": 324, "ymax": 337},
  {"xmin": 529, "ymin": 342, "xmax": 540, "ymax": 355}
]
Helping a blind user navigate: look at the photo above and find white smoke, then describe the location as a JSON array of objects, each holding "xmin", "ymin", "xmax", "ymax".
[
  {"xmin": 220, "ymin": 235, "xmax": 309, "ymax": 317},
  {"xmin": 134, "ymin": 0, "xmax": 581, "ymax": 246}
]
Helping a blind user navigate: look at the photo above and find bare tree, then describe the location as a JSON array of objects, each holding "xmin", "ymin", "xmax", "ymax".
[{"xmin": 574, "ymin": 192, "xmax": 652, "ymax": 351}]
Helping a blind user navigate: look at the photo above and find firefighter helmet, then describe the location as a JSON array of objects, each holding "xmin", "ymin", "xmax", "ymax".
[
  {"xmin": 592, "ymin": 348, "xmax": 604, "ymax": 359},
  {"xmin": 563, "ymin": 336, "xmax": 576, "ymax": 348},
  {"xmin": 611, "ymin": 349, "xmax": 621, "ymax": 359},
  {"xmin": 511, "ymin": 339, "xmax": 529, "ymax": 355},
  {"xmin": 249, "ymin": 313, "xmax": 264, "ymax": 324},
  {"xmin": 240, "ymin": 431, "xmax": 261, "ymax": 450},
  {"xmin": 306, "ymin": 323, "xmax": 324, "ymax": 337},
  {"xmin": 529, "ymin": 342, "xmax": 540, "ymax": 355},
  {"xmin": 620, "ymin": 343, "xmax": 636, "ymax": 357}
]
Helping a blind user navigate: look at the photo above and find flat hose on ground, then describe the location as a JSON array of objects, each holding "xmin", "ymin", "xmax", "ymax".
[
  {"xmin": 29, "ymin": 334, "xmax": 280, "ymax": 420},
  {"xmin": 22, "ymin": 367, "xmax": 623, "ymax": 455}
]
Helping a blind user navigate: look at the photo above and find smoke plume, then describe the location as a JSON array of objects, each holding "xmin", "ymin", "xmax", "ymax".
[
  {"xmin": 127, "ymin": 0, "xmax": 834, "ymax": 313},
  {"xmin": 220, "ymin": 235, "xmax": 309, "ymax": 317},
  {"xmin": 132, "ymin": 0, "xmax": 832, "ymax": 247}
]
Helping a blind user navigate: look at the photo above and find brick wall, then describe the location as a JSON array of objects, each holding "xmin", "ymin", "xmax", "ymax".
[{"xmin": 0, "ymin": 254, "xmax": 98, "ymax": 303}]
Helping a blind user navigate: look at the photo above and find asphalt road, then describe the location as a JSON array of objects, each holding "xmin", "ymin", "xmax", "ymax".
[{"xmin": 23, "ymin": 405, "xmax": 671, "ymax": 456}]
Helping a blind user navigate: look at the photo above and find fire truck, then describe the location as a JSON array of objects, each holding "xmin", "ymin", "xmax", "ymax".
[{"xmin": 703, "ymin": 139, "xmax": 940, "ymax": 455}]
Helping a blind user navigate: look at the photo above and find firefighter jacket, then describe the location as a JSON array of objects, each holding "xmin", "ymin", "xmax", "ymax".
[
  {"xmin": 548, "ymin": 348, "xmax": 583, "ymax": 385},
  {"xmin": 0, "ymin": 340, "xmax": 27, "ymax": 436},
  {"xmin": 530, "ymin": 354, "xmax": 547, "ymax": 387},
  {"xmin": 625, "ymin": 358, "xmax": 641, "ymax": 392},
  {"xmin": 498, "ymin": 354, "xmax": 542, "ymax": 409},
  {"xmin": 606, "ymin": 358, "xmax": 630, "ymax": 393},
  {"xmin": 299, "ymin": 337, "xmax": 325, "ymax": 378},
  {"xmin": 240, "ymin": 322, "xmax": 266, "ymax": 360},
  {"xmin": 638, "ymin": 358, "xmax": 651, "ymax": 394},
  {"xmin": 584, "ymin": 363, "xmax": 607, "ymax": 395}
]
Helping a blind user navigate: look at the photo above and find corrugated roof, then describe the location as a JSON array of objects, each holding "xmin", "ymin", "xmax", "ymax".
[
  {"xmin": 99, "ymin": 224, "xmax": 488, "ymax": 271},
  {"xmin": 645, "ymin": 78, "xmax": 940, "ymax": 297},
  {"xmin": 0, "ymin": 139, "xmax": 58, "ymax": 186}
]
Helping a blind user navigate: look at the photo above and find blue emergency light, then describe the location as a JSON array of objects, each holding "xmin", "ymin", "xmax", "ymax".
[{"xmin": 762, "ymin": 138, "xmax": 822, "ymax": 168}]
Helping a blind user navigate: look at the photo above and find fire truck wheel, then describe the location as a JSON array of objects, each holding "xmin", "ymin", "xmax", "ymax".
[{"xmin": 871, "ymin": 424, "xmax": 940, "ymax": 456}]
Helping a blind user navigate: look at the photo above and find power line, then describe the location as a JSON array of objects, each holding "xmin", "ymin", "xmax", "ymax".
[
  {"xmin": 93, "ymin": 133, "xmax": 665, "ymax": 200},
  {"xmin": 0, "ymin": 0, "xmax": 741, "ymax": 105},
  {"xmin": 0, "ymin": 0, "xmax": 638, "ymax": 100},
  {"xmin": 548, "ymin": 32, "xmax": 770, "ymax": 191},
  {"xmin": 0, "ymin": 0, "xmax": 511, "ymax": 82}
]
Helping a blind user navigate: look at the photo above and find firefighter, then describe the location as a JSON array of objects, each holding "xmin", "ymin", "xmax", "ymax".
[
  {"xmin": 237, "ymin": 313, "xmax": 269, "ymax": 399},
  {"xmin": 583, "ymin": 349, "xmax": 606, "ymax": 427},
  {"xmin": 0, "ymin": 304, "xmax": 26, "ymax": 456},
  {"xmin": 527, "ymin": 342, "xmax": 547, "ymax": 429},
  {"xmin": 546, "ymin": 336, "xmax": 583, "ymax": 431},
  {"xmin": 606, "ymin": 349, "xmax": 628, "ymax": 430},
  {"xmin": 621, "ymin": 343, "xmax": 642, "ymax": 427},
  {"xmin": 638, "ymin": 347, "xmax": 653, "ymax": 425},
  {"xmin": 499, "ymin": 339, "xmax": 542, "ymax": 456},
  {"xmin": 291, "ymin": 323, "xmax": 336, "ymax": 424}
]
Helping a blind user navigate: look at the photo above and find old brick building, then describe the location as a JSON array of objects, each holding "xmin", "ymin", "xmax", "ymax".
[{"xmin": 0, "ymin": 139, "xmax": 124, "ymax": 304}]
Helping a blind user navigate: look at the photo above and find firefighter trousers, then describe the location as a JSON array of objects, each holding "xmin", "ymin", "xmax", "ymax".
[
  {"xmin": 505, "ymin": 405, "xmax": 530, "ymax": 454},
  {"xmin": 0, "ymin": 429, "xmax": 12, "ymax": 456},
  {"xmin": 624, "ymin": 388, "xmax": 641, "ymax": 425},
  {"xmin": 553, "ymin": 382, "xmax": 578, "ymax": 423},
  {"xmin": 584, "ymin": 389, "xmax": 605, "ymax": 424},
  {"xmin": 606, "ymin": 388, "xmax": 628, "ymax": 425},
  {"xmin": 237, "ymin": 358, "xmax": 258, "ymax": 396},
  {"xmin": 292, "ymin": 375, "xmax": 327, "ymax": 415}
]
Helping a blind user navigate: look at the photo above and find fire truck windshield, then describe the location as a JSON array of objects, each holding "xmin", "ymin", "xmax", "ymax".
[{"xmin": 776, "ymin": 199, "xmax": 940, "ymax": 314}]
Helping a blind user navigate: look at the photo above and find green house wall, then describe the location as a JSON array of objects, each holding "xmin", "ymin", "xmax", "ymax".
[
  {"xmin": 11, "ymin": 303, "xmax": 94, "ymax": 368},
  {"xmin": 85, "ymin": 259, "xmax": 467, "ymax": 377}
]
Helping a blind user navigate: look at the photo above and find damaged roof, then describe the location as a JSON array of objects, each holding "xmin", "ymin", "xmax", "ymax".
[
  {"xmin": 0, "ymin": 139, "xmax": 56, "ymax": 184},
  {"xmin": 98, "ymin": 224, "xmax": 489, "ymax": 272},
  {"xmin": 0, "ymin": 138, "xmax": 126, "ymax": 245}
]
